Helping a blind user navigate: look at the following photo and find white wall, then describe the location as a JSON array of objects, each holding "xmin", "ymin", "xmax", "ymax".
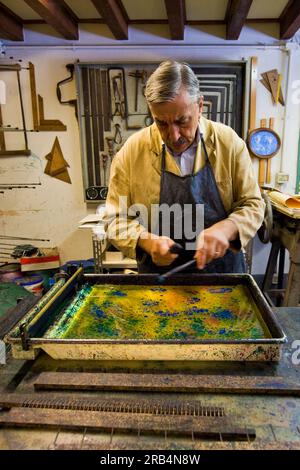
[{"xmin": 1, "ymin": 23, "xmax": 300, "ymax": 272}]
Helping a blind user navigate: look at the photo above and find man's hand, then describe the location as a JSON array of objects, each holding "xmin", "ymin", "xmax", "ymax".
[
  {"xmin": 195, "ymin": 219, "xmax": 239, "ymax": 269},
  {"xmin": 138, "ymin": 232, "xmax": 178, "ymax": 266}
]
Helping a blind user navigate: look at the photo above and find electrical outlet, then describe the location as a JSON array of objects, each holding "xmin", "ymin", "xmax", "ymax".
[{"xmin": 276, "ymin": 173, "xmax": 289, "ymax": 184}]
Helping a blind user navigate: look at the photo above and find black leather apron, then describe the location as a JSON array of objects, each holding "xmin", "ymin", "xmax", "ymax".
[{"xmin": 138, "ymin": 133, "xmax": 245, "ymax": 274}]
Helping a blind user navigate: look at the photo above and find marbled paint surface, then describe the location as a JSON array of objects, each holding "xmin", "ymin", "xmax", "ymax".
[{"xmin": 45, "ymin": 284, "xmax": 271, "ymax": 340}]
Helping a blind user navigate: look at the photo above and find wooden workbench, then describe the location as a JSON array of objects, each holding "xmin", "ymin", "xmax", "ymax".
[
  {"xmin": 262, "ymin": 206, "xmax": 300, "ymax": 307},
  {"xmin": 0, "ymin": 307, "xmax": 300, "ymax": 450}
]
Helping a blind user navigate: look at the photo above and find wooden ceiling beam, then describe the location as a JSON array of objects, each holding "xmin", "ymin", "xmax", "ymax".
[
  {"xmin": 24, "ymin": 0, "xmax": 78, "ymax": 40},
  {"xmin": 91, "ymin": 0, "xmax": 129, "ymax": 40},
  {"xmin": 226, "ymin": 0, "xmax": 253, "ymax": 40},
  {"xmin": 164, "ymin": 0, "xmax": 185, "ymax": 40},
  {"xmin": 280, "ymin": 0, "xmax": 300, "ymax": 39},
  {"xmin": 0, "ymin": 1, "xmax": 23, "ymax": 41}
]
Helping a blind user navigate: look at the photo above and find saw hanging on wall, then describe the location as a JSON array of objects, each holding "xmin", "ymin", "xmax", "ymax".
[
  {"xmin": 44, "ymin": 137, "xmax": 71, "ymax": 184},
  {"xmin": 0, "ymin": 63, "xmax": 31, "ymax": 156}
]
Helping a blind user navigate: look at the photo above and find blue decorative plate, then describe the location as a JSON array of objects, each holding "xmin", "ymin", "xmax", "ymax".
[{"xmin": 247, "ymin": 128, "xmax": 281, "ymax": 158}]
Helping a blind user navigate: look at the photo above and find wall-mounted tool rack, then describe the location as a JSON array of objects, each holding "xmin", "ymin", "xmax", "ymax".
[{"xmin": 75, "ymin": 62, "xmax": 246, "ymax": 203}]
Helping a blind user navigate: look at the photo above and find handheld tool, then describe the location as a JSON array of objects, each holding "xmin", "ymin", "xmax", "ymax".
[
  {"xmin": 158, "ymin": 259, "xmax": 196, "ymax": 283},
  {"xmin": 158, "ymin": 243, "xmax": 196, "ymax": 283}
]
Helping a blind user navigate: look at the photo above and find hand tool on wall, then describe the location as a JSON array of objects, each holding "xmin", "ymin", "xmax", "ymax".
[
  {"xmin": 106, "ymin": 137, "xmax": 115, "ymax": 161},
  {"xmin": 108, "ymin": 67, "xmax": 141, "ymax": 131},
  {"xmin": 111, "ymin": 73, "xmax": 126, "ymax": 119},
  {"xmin": 38, "ymin": 95, "xmax": 67, "ymax": 131},
  {"xmin": 29, "ymin": 62, "xmax": 67, "ymax": 132},
  {"xmin": 0, "ymin": 63, "xmax": 31, "ymax": 156},
  {"xmin": 91, "ymin": 67, "xmax": 103, "ymax": 184},
  {"xmin": 113, "ymin": 123, "xmax": 122, "ymax": 144},
  {"xmin": 81, "ymin": 67, "xmax": 94, "ymax": 186},
  {"xmin": 56, "ymin": 63, "xmax": 78, "ymax": 120},
  {"xmin": 140, "ymin": 70, "xmax": 153, "ymax": 126},
  {"xmin": 101, "ymin": 153, "xmax": 109, "ymax": 186},
  {"xmin": 100, "ymin": 70, "xmax": 111, "ymax": 131},
  {"xmin": 128, "ymin": 70, "xmax": 147, "ymax": 112}
]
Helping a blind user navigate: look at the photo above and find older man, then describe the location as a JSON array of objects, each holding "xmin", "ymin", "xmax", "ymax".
[{"xmin": 104, "ymin": 60, "xmax": 264, "ymax": 273}]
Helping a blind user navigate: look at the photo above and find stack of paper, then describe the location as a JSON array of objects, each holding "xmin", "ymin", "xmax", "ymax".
[{"xmin": 268, "ymin": 191, "xmax": 300, "ymax": 217}]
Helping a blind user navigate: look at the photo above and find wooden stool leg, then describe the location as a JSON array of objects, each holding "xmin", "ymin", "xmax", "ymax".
[
  {"xmin": 283, "ymin": 232, "xmax": 300, "ymax": 307},
  {"xmin": 262, "ymin": 239, "xmax": 281, "ymax": 292},
  {"xmin": 283, "ymin": 262, "xmax": 300, "ymax": 307},
  {"xmin": 277, "ymin": 246, "xmax": 285, "ymax": 290}
]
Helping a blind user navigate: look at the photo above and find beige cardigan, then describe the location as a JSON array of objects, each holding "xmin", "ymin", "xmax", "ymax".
[{"xmin": 104, "ymin": 117, "xmax": 265, "ymax": 259}]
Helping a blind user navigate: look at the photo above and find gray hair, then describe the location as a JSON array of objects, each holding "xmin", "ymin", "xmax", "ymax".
[{"xmin": 145, "ymin": 60, "xmax": 201, "ymax": 104}]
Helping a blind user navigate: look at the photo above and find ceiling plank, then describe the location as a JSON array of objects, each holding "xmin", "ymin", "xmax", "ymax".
[
  {"xmin": 24, "ymin": 0, "xmax": 78, "ymax": 40},
  {"xmin": 0, "ymin": 1, "xmax": 23, "ymax": 41},
  {"xmin": 164, "ymin": 0, "xmax": 185, "ymax": 40},
  {"xmin": 280, "ymin": 0, "xmax": 300, "ymax": 39},
  {"xmin": 226, "ymin": 0, "xmax": 253, "ymax": 40},
  {"xmin": 91, "ymin": 0, "xmax": 129, "ymax": 40}
]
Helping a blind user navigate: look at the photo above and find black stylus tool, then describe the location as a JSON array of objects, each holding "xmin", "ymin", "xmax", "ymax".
[
  {"xmin": 157, "ymin": 258, "xmax": 196, "ymax": 283},
  {"xmin": 157, "ymin": 243, "xmax": 195, "ymax": 283}
]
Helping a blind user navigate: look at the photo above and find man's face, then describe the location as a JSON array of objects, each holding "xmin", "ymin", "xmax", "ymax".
[{"xmin": 149, "ymin": 88, "xmax": 203, "ymax": 154}]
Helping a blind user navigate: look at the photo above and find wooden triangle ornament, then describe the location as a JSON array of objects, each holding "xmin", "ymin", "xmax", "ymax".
[
  {"xmin": 260, "ymin": 69, "xmax": 285, "ymax": 106},
  {"xmin": 44, "ymin": 137, "xmax": 71, "ymax": 183}
]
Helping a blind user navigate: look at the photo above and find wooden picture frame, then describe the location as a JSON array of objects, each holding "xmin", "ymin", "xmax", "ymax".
[{"xmin": 247, "ymin": 127, "xmax": 281, "ymax": 158}]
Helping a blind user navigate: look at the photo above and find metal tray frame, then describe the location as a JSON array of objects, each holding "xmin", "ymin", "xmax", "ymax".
[{"xmin": 5, "ymin": 271, "xmax": 287, "ymax": 362}]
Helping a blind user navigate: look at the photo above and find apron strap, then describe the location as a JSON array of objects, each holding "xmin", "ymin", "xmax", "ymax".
[
  {"xmin": 161, "ymin": 144, "xmax": 166, "ymax": 171},
  {"xmin": 200, "ymin": 132, "xmax": 210, "ymax": 164}
]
